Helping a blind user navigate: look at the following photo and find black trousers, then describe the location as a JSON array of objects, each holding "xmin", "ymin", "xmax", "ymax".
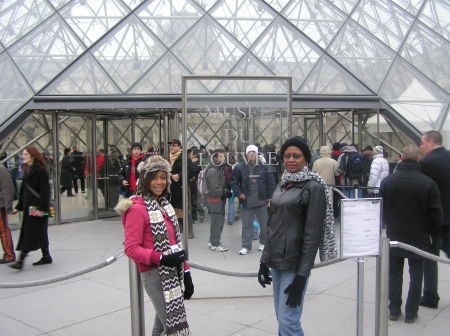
[
  {"xmin": 73, "ymin": 176, "xmax": 85, "ymax": 192},
  {"xmin": 422, "ymin": 243, "xmax": 448, "ymax": 305},
  {"xmin": 389, "ymin": 255, "xmax": 423, "ymax": 317}
]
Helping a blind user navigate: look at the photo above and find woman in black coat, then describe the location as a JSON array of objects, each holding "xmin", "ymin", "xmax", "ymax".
[{"xmin": 10, "ymin": 146, "xmax": 52, "ymax": 270}]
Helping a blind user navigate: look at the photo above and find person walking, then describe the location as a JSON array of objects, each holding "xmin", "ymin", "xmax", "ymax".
[
  {"xmin": 10, "ymin": 146, "xmax": 52, "ymax": 270},
  {"xmin": 367, "ymin": 145, "xmax": 389, "ymax": 196},
  {"xmin": 60, "ymin": 148, "xmax": 75, "ymax": 196},
  {"xmin": 116, "ymin": 155, "xmax": 194, "ymax": 336},
  {"xmin": 0, "ymin": 163, "xmax": 16, "ymax": 264},
  {"xmin": 380, "ymin": 144, "xmax": 442, "ymax": 323},
  {"xmin": 257, "ymin": 137, "xmax": 337, "ymax": 335},
  {"xmin": 71, "ymin": 145, "xmax": 85, "ymax": 193}
]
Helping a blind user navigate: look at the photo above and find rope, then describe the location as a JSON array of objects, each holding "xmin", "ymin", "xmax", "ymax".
[
  {"xmin": 0, "ymin": 251, "xmax": 125, "ymax": 289},
  {"xmin": 390, "ymin": 241, "xmax": 450, "ymax": 265}
]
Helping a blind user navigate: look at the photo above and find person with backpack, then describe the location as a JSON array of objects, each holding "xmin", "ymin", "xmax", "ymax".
[
  {"xmin": 367, "ymin": 145, "xmax": 389, "ymax": 196},
  {"xmin": 337, "ymin": 144, "xmax": 367, "ymax": 198}
]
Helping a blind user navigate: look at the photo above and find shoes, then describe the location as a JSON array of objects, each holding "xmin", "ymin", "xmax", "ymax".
[
  {"xmin": 405, "ymin": 314, "xmax": 418, "ymax": 324},
  {"xmin": 239, "ymin": 248, "xmax": 248, "ymax": 255},
  {"xmin": 67, "ymin": 194, "xmax": 76, "ymax": 197},
  {"xmin": 228, "ymin": 222, "xmax": 233, "ymax": 225},
  {"xmin": 208, "ymin": 243, "xmax": 212, "ymax": 249},
  {"xmin": 212, "ymin": 245, "xmax": 228, "ymax": 252},
  {"xmin": 0, "ymin": 259, "xmax": 14, "ymax": 264},
  {"xmin": 419, "ymin": 297, "xmax": 438, "ymax": 309},
  {"xmin": 9, "ymin": 260, "xmax": 24, "ymax": 270},
  {"xmin": 32, "ymin": 256, "xmax": 53, "ymax": 266},
  {"xmin": 81, "ymin": 191, "xmax": 86, "ymax": 193},
  {"xmin": 389, "ymin": 313, "xmax": 401, "ymax": 321},
  {"xmin": 258, "ymin": 244, "xmax": 265, "ymax": 251}
]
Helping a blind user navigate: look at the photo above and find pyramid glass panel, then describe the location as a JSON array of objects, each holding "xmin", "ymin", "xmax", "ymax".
[
  {"xmin": 401, "ymin": 21, "xmax": 450, "ymax": 93},
  {"xmin": 380, "ymin": 57, "xmax": 449, "ymax": 131},
  {"xmin": 171, "ymin": 16, "xmax": 245, "ymax": 76},
  {"xmin": 60, "ymin": 0, "xmax": 129, "ymax": 47},
  {"xmin": 283, "ymin": 0, "xmax": 346, "ymax": 49},
  {"xmin": 0, "ymin": 52, "xmax": 33, "ymax": 124},
  {"xmin": 42, "ymin": 53, "xmax": 121, "ymax": 94},
  {"xmin": 327, "ymin": 0, "xmax": 359, "ymax": 14},
  {"xmin": 328, "ymin": 20, "xmax": 395, "ymax": 92},
  {"xmin": 121, "ymin": 0, "xmax": 145, "ymax": 10},
  {"xmin": 0, "ymin": 0, "xmax": 54, "ymax": 47},
  {"xmin": 47, "ymin": 0, "xmax": 71, "ymax": 10},
  {"xmin": 351, "ymin": 0, "xmax": 414, "ymax": 51},
  {"xmin": 419, "ymin": 0, "xmax": 450, "ymax": 41},
  {"xmin": 264, "ymin": 0, "xmax": 290, "ymax": 12},
  {"xmin": 391, "ymin": 0, "xmax": 425, "ymax": 15},
  {"xmin": 193, "ymin": 0, "xmax": 219, "ymax": 11},
  {"xmin": 9, "ymin": 15, "xmax": 84, "ymax": 92},
  {"xmin": 92, "ymin": 15, "xmax": 167, "ymax": 92},
  {"xmin": 137, "ymin": 0, "xmax": 203, "ymax": 48},
  {"xmin": 300, "ymin": 56, "xmax": 372, "ymax": 95},
  {"xmin": 252, "ymin": 17, "xmax": 322, "ymax": 91},
  {"xmin": 211, "ymin": 0, "xmax": 276, "ymax": 48}
]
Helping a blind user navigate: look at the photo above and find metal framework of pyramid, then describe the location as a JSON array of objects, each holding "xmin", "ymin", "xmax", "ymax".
[{"xmin": 0, "ymin": 0, "xmax": 448, "ymax": 135}]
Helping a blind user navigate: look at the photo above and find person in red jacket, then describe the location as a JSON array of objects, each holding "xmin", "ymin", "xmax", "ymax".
[{"xmin": 116, "ymin": 155, "xmax": 194, "ymax": 336}]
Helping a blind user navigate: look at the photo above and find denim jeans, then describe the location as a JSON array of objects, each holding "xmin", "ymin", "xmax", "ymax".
[
  {"xmin": 271, "ymin": 269, "xmax": 308, "ymax": 336},
  {"xmin": 227, "ymin": 193, "xmax": 235, "ymax": 223}
]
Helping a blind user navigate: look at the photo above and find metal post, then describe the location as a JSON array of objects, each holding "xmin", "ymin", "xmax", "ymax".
[
  {"xmin": 128, "ymin": 259, "xmax": 145, "ymax": 336},
  {"xmin": 356, "ymin": 257, "xmax": 365, "ymax": 336},
  {"xmin": 375, "ymin": 234, "xmax": 389, "ymax": 336}
]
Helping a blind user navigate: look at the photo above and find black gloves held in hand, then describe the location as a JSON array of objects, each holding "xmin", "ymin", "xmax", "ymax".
[
  {"xmin": 284, "ymin": 275, "xmax": 307, "ymax": 308},
  {"xmin": 183, "ymin": 271, "xmax": 194, "ymax": 300},
  {"xmin": 160, "ymin": 250, "xmax": 187, "ymax": 267},
  {"xmin": 257, "ymin": 263, "xmax": 272, "ymax": 288}
]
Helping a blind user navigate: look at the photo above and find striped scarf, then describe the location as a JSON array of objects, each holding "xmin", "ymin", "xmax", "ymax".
[
  {"xmin": 144, "ymin": 196, "xmax": 190, "ymax": 336},
  {"xmin": 281, "ymin": 166, "xmax": 338, "ymax": 262}
]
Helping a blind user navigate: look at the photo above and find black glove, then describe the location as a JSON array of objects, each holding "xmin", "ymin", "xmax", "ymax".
[
  {"xmin": 160, "ymin": 250, "xmax": 187, "ymax": 267},
  {"xmin": 258, "ymin": 263, "xmax": 272, "ymax": 288},
  {"xmin": 183, "ymin": 271, "xmax": 194, "ymax": 300},
  {"xmin": 284, "ymin": 275, "xmax": 307, "ymax": 308}
]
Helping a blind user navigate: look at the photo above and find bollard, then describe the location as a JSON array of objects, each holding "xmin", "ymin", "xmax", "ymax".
[
  {"xmin": 129, "ymin": 259, "xmax": 145, "ymax": 336},
  {"xmin": 375, "ymin": 234, "xmax": 389, "ymax": 336},
  {"xmin": 356, "ymin": 257, "xmax": 365, "ymax": 336}
]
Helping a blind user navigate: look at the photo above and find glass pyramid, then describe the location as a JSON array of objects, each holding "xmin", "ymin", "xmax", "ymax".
[{"xmin": 0, "ymin": 0, "xmax": 448, "ymax": 137}]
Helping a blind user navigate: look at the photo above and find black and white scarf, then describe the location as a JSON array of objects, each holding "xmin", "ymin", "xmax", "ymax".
[
  {"xmin": 281, "ymin": 166, "xmax": 338, "ymax": 262},
  {"xmin": 144, "ymin": 196, "xmax": 191, "ymax": 336}
]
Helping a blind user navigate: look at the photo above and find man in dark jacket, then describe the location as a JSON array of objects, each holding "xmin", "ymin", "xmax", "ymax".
[
  {"xmin": 118, "ymin": 142, "xmax": 145, "ymax": 198},
  {"xmin": 60, "ymin": 148, "xmax": 75, "ymax": 196},
  {"xmin": 0, "ymin": 164, "xmax": 16, "ymax": 263},
  {"xmin": 380, "ymin": 144, "xmax": 442, "ymax": 323},
  {"xmin": 231, "ymin": 144, "xmax": 275, "ymax": 255},
  {"xmin": 71, "ymin": 145, "xmax": 85, "ymax": 193},
  {"xmin": 419, "ymin": 130, "xmax": 450, "ymax": 309}
]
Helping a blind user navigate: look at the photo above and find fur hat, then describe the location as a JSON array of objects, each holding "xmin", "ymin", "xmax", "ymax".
[
  {"xmin": 136, "ymin": 155, "xmax": 171, "ymax": 195},
  {"xmin": 374, "ymin": 145, "xmax": 383, "ymax": 155}
]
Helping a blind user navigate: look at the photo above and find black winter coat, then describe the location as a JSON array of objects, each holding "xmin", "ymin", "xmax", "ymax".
[
  {"xmin": 118, "ymin": 155, "xmax": 145, "ymax": 197},
  {"xmin": 60, "ymin": 155, "xmax": 74, "ymax": 187},
  {"xmin": 169, "ymin": 155, "xmax": 197, "ymax": 209},
  {"xmin": 71, "ymin": 150, "xmax": 84, "ymax": 178},
  {"xmin": 380, "ymin": 160, "xmax": 442, "ymax": 257},
  {"xmin": 261, "ymin": 180, "xmax": 326, "ymax": 277},
  {"xmin": 16, "ymin": 163, "xmax": 50, "ymax": 252}
]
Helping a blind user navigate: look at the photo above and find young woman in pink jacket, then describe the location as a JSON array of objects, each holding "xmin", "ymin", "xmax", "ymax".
[{"xmin": 116, "ymin": 155, "xmax": 193, "ymax": 336}]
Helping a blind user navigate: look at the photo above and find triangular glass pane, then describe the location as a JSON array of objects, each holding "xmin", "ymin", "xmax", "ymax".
[
  {"xmin": 351, "ymin": 0, "xmax": 414, "ymax": 52},
  {"xmin": 211, "ymin": 0, "xmax": 276, "ymax": 48},
  {"xmin": 300, "ymin": 56, "xmax": 372, "ymax": 94},
  {"xmin": 137, "ymin": 0, "xmax": 202, "ymax": 48},
  {"xmin": 264, "ymin": 0, "xmax": 290, "ymax": 12},
  {"xmin": 60, "ymin": 0, "xmax": 129, "ymax": 47},
  {"xmin": 129, "ymin": 52, "xmax": 206, "ymax": 94},
  {"xmin": 0, "ymin": 1, "xmax": 15, "ymax": 14},
  {"xmin": 193, "ymin": 0, "xmax": 219, "ymax": 11},
  {"xmin": 328, "ymin": 20, "xmax": 395, "ymax": 92},
  {"xmin": 419, "ymin": 0, "xmax": 450, "ymax": 41},
  {"xmin": 327, "ymin": 0, "xmax": 359, "ymax": 14},
  {"xmin": 252, "ymin": 17, "xmax": 323, "ymax": 92},
  {"xmin": 391, "ymin": 0, "xmax": 425, "ymax": 16},
  {"xmin": 42, "ymin": 53, "xmax": 121, "ymax": 94},
  {"xmin": 171, "ymin": 16, "xmax": 246, "ymax": 77},
  {"xmin": 379, "ymin": 57, "xmax": 449, "ymax": 132},
  {"xmin": 401, "ymin": 21, "xmax": 450, "ymax": 93},
  {"xmin": 283, "ymin": 0, "xmax": 346, "ymax": 49},
  {"xmin": 92, "ymin": 15, "xmax": 167, "ymax": 92},
  {"xmin": 48, "ymin": 0, "xmax": 71, "ymax": 10},
  {"xmin": 0, "ymin": 0, "xmax": 54, "ymax": 47},
  {"xmin": 0, "ymin": 52, "xmax": 33, "ymax": 125},
  {"xmin": 121, "ymin": 0, "xmax": 145, "ymax": 10},
  {"xmin": 9, "ymin": 15, "xmax": 84, "ymax": 92}
]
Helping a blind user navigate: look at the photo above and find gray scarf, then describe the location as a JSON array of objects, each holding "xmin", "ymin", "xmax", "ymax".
[{"xmin": 281, "ymin": 166, "xmax": 338, "ymax": 262}]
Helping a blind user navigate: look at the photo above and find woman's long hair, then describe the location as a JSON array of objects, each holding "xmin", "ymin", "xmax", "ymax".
[
  {"xmin": 24, "ymin": 146, "xmax": 46, "ymax": 174},
  {"xmin": 138, "ymin": 170, "xmax": 170, "ymax": 199}
]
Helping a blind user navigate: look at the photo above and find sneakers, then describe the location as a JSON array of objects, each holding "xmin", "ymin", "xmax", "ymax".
[
  {"xmin": 389, "ymin": 313, "xmax": 401, "ymax": 321},
  {"xmin": 211, "ymin": 245, "xmax": 228, "ymax": 252},
  {"xmin": 208, "ymin": 243, "xmax": 212, "ymax": 249},
  {"xmin": 239, "ymin": 248, "xmax": 248, "ymax": 255},
  {"xmin": 258, "ymin": 244, "xmax": 265, "ymax": 251}
]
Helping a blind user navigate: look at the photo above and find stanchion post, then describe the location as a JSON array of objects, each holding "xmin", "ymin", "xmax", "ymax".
[
  {"xmin": 375, "ymin": 234, "xmax": 389, "ymax": 336},
  {"xmin": 129, "ymin": 259, "xmax": 145, "ymax": 336},
  {"xmin": 356, "ymin": 257, "xmax": 365, "ymax": 336}
]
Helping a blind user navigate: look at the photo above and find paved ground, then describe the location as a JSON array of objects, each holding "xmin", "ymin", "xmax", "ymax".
[{"xmin": 1, "ymin": 217, "xmax": 449, "ymax": 336}]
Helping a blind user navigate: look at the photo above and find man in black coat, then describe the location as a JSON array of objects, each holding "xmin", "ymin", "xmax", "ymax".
[
  {"xmin": 380, "ymin": 144, "xmax": 442, "ymax": 323},
  {"xmin": 71, "ymin": 145, "xmax": 85, "ymax": 193},
  {"xmin": 419, "ymin": 130, "xmax": 450, "ymax": 308},
  {"xmin": 60, "ymin": 148, "xmax": 75, "ymax": 197}
]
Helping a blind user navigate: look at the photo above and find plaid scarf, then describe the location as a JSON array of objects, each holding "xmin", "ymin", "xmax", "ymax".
[
  {"xmin": 281, "ymin": 166, "xmax": 338, "ymax": 262},
  {"xmin": 144, "ymin": 196, "xmax": 191, "ymax": 336}
]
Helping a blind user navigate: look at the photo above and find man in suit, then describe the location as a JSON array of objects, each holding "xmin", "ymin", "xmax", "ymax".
[{"xmin": 419, "ymin": 130, "xmax": 450, "ymax": 308}]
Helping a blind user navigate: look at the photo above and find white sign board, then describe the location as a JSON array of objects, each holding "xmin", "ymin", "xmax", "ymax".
[{"xmin": 341, "ymin": 198, "xmax": 382, "ymax": 258}]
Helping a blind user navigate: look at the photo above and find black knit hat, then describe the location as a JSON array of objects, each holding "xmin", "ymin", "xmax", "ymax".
[{"xmin": 280, "ymin": 137, "xmax": 312, "ymax": 163}]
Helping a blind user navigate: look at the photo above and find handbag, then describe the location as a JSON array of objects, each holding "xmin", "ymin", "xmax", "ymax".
[{"xmin": 25, "ymin": 183, "xmax": 55, "ymax": 217}]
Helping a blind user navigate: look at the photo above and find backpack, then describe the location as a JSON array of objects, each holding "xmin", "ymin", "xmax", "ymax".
[
  {"xmin": 197, "ymin": 167, "xmax": 209, "ymax": 196},
  {"xmin": 345, "ymin": 152, "xmax": 365, "ymax": 181}
]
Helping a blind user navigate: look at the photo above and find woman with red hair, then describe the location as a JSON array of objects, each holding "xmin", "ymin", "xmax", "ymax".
[{"xmin": 10, "ymin": 146, "xmax": 52, "ymax": 270}]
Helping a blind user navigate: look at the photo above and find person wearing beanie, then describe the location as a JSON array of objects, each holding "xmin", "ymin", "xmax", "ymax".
[
  {"xmin": 258, "ymin": 137, "xmax": 337, "ymax": 335},
  {"xmin": 118, "ymin": 142, "xmax": 145, "ymax": 198},
  {"xmin": 116, "ymin": 155, "xmax": 194, "ymax": 336},
  {"xmin": 231, "ymin": 144, "xmax": 276, "ymax": 255},
  {"xmin": 312, "ymin": 145, "xmax": 338, "ymax": 185},
  {"xmin": 367, "ymin": 145, "xmax": 389, "ymax": 195}
]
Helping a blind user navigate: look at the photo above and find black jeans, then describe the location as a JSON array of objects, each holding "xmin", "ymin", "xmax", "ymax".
[{"xmin": 389, "ymin": 255, "xmax": 423, "ymax": 317}]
